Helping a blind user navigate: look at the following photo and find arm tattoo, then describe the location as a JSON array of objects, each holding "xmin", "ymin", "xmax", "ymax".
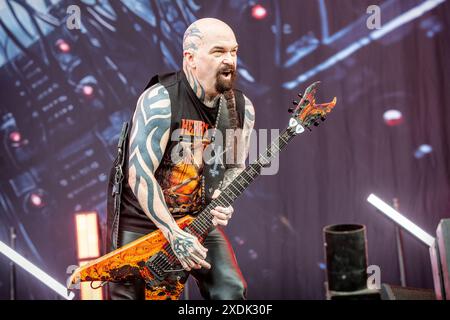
[
  {"xmin": 221, "ymin": 95, "xmax": 255, "ymax": 190},
  {"xmin": 128, "ymin": 83, "xmax": 176, "ymax": 234},
  {"xmin": 129, "ymin": 84, "xmax": 201, "ymax": 262}
]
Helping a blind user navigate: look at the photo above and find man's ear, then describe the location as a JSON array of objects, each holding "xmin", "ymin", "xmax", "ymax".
[{"xmin": 183, "ymin": 51, "xmax": 196, "ymax": 69}]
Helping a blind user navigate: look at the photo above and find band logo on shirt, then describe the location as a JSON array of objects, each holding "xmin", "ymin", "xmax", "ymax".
[{"xmin": 180, "ymin": 119, "xmax": 210, "ymax": 137}]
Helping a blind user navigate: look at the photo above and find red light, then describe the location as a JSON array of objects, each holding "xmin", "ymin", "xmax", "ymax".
[
  {"xmin": 82, "ymin": 85, "xmax": 94, "ymax": 96},
  {"xmin": 383, "ymin": 109, "xmax": 403, "ymax": 126},
  {"xmin": 9, "ymin": 131, "xmax": 21, "ymax": 143},
  {"xmin": 251, "ymin": 4, "xmax": 267, "ymax": 20},
  {"xmin": 30, "ymin": 193, "xmax": 43, "ymax": 207},
  {"xmin": 56, "ymin": 39, "xmax": 70, "ymax": 53}
]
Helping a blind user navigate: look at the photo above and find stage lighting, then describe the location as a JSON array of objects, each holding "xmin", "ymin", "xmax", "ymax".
[
  {"xmin": 75, "ymin": 212, "xmax": 103, "ymax": 300},
  {"xmin": 383, "ymin": 109, "xmax": 403, "ymax": 126},
  {"xmin": 23, "ymin": 189, "xmax": 49, "ymax": 213},
  {"xmin": 75, "ymin": 212, "xmax": 100, "ymax": 260},
  {"xmin": 0, "ymin": 241, "xmax": 74, "ymax": 300},
  {"xmin": 56, "ymin": 39, "xmax": 71, "ymax": 53},
  {"xmin": 234, "ymin": 236, "xmax": 245, "ymax": 246},
  {"xmin": 30, "ymin": 193, "xmax": 43, "ymax": 208},
  {"xmin": 251, "ymin": 4, "xmax": 267, "ymax": 20},
  {"xmin": 414, "ymin": 144, "xmax": 433, "ymax": 159},
  {"xmin": 82, "ymin": 85, "xmax": 94, "ymax": 97},
  {"xmin": 8, "ymin": 130, "xmax": 27, "ymax": 148},
  {"xmin": 367, "ymin": 194, "xmax": 434, "ymax": 247},
  {"xmin": 283, "ymin": 0, "xmax": 446, "ymax": 88},
  {"xmin": 249, "ymin": 249, "xmax": 258, "ymax": 260},
  {"xmin": 9, "ymin": 131, "xmax": 21, "ymax": 143}
]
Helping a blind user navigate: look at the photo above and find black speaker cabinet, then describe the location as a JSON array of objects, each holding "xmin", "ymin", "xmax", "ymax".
[
  {"xmin": 324, "ymin": 282, "xmax": 381, "ymax": 300},
  {"xmin": 380, "ymin": 284, "xmax": 435, "ymax": 300},
  {"xmin": 436, "ymin": 219, "xmax": 450, "ymax": 299}
]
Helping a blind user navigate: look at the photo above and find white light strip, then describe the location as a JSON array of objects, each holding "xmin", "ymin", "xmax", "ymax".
[
  {"xmin": 0, "ymin": 241, "xmax": 75, "ymax": 300},
  {"xmin": 370, "ymin": 0, "xmax": 445, "ymax": 40},
  {"xmin": 367, "ymin": 194, "xmax": 435, "ymax": 247},
  {"xmin": 283, "ymin": 0, "xmax": 446, "ymax": 89}
]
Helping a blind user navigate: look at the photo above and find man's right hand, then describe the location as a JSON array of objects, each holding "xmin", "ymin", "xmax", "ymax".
[{"xmin": 165, "ymin": 226, "xmax": 211, "ymax": 271}]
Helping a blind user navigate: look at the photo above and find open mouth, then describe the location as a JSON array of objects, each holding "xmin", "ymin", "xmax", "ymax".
[{"xmin": 220, "ymin": 71, "xmax": 233, "ymax": 79}]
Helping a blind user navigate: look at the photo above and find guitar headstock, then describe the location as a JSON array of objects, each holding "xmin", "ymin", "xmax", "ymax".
[{"xmin": 288, "ymin": 81, "xmax": 336, "ymax": 134}]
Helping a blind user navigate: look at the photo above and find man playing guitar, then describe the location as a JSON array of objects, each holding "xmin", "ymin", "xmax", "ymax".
[{"xmin": 107, "ymin": 18, "xmax": 255, "ymax": 300}]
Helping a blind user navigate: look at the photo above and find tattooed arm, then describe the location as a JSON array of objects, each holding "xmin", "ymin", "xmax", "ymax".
[
  {"xmin": 211, "ymin": 95, "xmax": 255, "ymax": 227},
  {"xmin": 128, "ymin": 83, "xmax": 210, "ymax": 271}
]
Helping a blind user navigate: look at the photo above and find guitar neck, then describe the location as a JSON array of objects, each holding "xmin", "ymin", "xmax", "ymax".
[
  {"xmin": 159, "ymin": 81, "xmax": 335, "ymax": 267},
  {"xmin": 187, "ymin": 126, "xmax": 298, "ymax": 236}
]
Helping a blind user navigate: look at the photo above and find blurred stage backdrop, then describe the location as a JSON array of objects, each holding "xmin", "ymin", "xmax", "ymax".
[{"xmin": 0, "ymin": 0, "xmax": 449, "ymax": 299}]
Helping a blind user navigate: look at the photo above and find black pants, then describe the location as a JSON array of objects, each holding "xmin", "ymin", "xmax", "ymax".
[{"xmin": 108, "ymin": 227, "xmax": 247, "ymax": 300}]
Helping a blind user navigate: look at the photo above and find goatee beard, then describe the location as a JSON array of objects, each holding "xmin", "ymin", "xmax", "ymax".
[{"xmin": 215, "ymin": 66, "xmax": 237, "ymax": 93}]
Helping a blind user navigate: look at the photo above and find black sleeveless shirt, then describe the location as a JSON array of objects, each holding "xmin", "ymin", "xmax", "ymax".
[{"xmin": 107, "ymin": 71, "xmax": 245, "ymax": 234}]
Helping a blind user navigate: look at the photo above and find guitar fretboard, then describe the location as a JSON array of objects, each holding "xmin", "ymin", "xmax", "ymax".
[{"xmin": 187, "ymin": 127, "xmax": 297, "ymax": 236}]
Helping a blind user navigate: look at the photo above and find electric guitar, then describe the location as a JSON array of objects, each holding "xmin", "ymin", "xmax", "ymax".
[{"xmin": 68, "ymin": 81, "xmax": 336, "ymax": 300}]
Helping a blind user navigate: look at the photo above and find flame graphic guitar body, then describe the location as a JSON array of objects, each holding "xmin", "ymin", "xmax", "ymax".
[{"xmin": 70, "ymin": 216, "xmax": 195, "ymax": 300}]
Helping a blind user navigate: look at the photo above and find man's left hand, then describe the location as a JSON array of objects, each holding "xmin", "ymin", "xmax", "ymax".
[{"xmin": 210, "ymin": 190, "xmax": 234, "ymax": 227}]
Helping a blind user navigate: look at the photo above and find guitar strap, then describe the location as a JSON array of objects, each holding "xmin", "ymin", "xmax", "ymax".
[
  {"xmin": 202, "ymin": 96, "xmax": 230, "ymax": 203},
  {"xmin": 110, "ymin": 121, "xmax": 129, "ymax": 250},
  {"xmin": 203, "ymin": 91, "xmax": 245, "ymax": 204}
]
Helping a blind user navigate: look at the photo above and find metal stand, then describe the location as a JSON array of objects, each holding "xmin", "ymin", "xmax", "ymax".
[
  {"xmin": 393, "ymin": 198, "xmax": 407, "ymax": 287},
  {"xmin": 387, "ymin": 122, "xmax": 406, "ymax": 287},
  {"xmin": 10, "ymin": 227, "xmax": 16, "ymax": 300}
]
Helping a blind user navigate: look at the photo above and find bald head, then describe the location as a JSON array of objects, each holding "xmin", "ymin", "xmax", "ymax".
[{"xmin": 183, "ymin": 18, "xmax": 236, "ymax": 53}]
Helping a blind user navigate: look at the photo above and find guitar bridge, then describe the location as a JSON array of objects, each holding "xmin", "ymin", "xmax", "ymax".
[{"xmin": 145, "ymin": 252, "xmax": 170, "ymax": 281}]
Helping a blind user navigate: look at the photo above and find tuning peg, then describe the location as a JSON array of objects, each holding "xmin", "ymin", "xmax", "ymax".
[
  {"xmin": 288, "ymin": 107, "xmax": 295, "ymax": 113},
  {"xmin": 321, "ymin": 116, "xmax": 326, "ymax": 121},
  {"xmin": 297, "ymin": 93, "xmax": 303, "ymax": 98},
  {"xmin": 314, "ymin": 121, "xmax": 320, "ymax": 126},
  {"xmin": 292, "ymin": 100, "xmax": 299, "ymax": 105}
]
